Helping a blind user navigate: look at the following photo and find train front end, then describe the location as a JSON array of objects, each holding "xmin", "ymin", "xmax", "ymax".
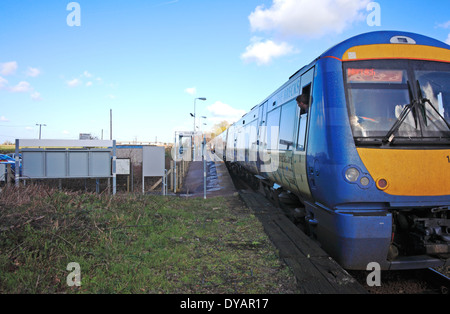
[{"xmin": 310, "ymin": 32, "xmax": 450, "ymax": 270}]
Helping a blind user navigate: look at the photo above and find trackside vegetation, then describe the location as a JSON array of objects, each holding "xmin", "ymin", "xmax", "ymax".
[{"xmin": 0, "ymin": 185, "xmax": 298, "ymax": 294}]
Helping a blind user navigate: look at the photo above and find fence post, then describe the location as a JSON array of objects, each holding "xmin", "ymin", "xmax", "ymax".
[
  {"xmin": 15, "ymin": 139, "xmax": 19, "ymax": 187},
  {"xmin": 178, "ymin": 161, "xmax": 182, "ymax": 190},
  {"xmin": 169, "ymin": 160, "xmax": 174, "ymax": 191},
  {"xmin": 6, "ymin": 164, "xmax": 12, "ymax": 187}
]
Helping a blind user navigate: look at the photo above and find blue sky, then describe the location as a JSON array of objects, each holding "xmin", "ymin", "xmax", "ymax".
[{"xmin": 1, "ymin": 0, "xmax": 449, "ymax": 144}]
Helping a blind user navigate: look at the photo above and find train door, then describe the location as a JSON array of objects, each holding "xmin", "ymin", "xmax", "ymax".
[
  {"xmin": 256, "ymin": 101, "xmax": 268, "ymax": 173},
  {"xmin": 293, "ymin": 68, "xmax": 314, "ymax": 200},
  {"xmin": 278, "ymin": 99, "xmax": 298, "ymax": 190}
]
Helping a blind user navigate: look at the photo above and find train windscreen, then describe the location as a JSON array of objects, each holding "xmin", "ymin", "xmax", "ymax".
[{"xmin": 344, "ymin": 60, "xmax": 450, "ymax": 142}]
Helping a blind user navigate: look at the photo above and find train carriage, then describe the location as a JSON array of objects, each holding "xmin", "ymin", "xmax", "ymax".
[{"xmin": 211, "ymin": 31, "xmax": 450, "ymax": 270}]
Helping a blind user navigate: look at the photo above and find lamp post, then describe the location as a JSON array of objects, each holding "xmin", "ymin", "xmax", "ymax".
[
  {"xmin": 193, "ymin": 97, "xmax": 206, "ymax": 133},
  {"xmin": 36, "ymin": 123, "xmax": 46, "ymax": 139},
  {"xmin": 200, "ymin": 116, "xmax": 208, "ymax": 132}
]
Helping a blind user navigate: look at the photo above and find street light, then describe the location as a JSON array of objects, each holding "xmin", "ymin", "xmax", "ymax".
[
  {"xmin": 200, "ymin": 116, "xmax": 207, "ymax": 132},
  {"xmin": 36, "ymin": 123, "xmax": 46, "ymax": 139},
  {"xmin": 193, "ymin": 97, "xmax": 206, "ymax": 132}
]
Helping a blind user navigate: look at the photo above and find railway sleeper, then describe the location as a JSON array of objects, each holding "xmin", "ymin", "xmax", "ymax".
[{"xmin": 239, "ymin": 168, "xmax": 310, "ymax": 232}]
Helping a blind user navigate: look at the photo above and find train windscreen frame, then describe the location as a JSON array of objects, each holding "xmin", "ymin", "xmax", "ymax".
[{"xmin": 344, "ymin": 60, "xmax": 450, "ymax": 144}]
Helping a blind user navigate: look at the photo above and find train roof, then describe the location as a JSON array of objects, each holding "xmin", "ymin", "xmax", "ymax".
[
  {"xmin": 233, "ymin": 31, "xmax": 450, "ymax": 128},
  {"xmin": 321, "ymin": 30, "xmax": 450, "ymax": 60},
  {"xmin": 290, "ymin": 31, "xmax": 449, "ymax": 80}
]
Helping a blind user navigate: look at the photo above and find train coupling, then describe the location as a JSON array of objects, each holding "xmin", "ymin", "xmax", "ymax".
[{"xmin": 412, "ymin": 216, "xmax": 450, "ymax": 255}]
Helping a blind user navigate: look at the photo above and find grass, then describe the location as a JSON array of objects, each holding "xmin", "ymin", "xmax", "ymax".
[
  {"xmin": 0, "ymin": 145, "xmax": 15, "ymax": 154},
  {"xmin": 0, "ymin": 185, "xmax": 298, "ymax": 294}
]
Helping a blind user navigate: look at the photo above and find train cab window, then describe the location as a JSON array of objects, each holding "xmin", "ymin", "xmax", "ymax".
[
  {"xmin": 297, "ymin": 115, "xmax": 308, "ymax": 150},
  {"xmin": 296, "ymin": 69, "xmax": 314, "ymax": 150}
]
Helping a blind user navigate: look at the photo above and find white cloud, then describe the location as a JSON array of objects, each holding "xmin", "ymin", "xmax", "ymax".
[
  {"xmin": 0, "ymin": 116, "xmax": 9, "ymax": 122},
  {"xmin": 207, "ymin": 101, "xmax": 246, "ymax": 124},
  {"xmin": 241, "ymin": 38, "xmax": 296, "ymax": 65},
  {"xmin": 249, "ymin": 0, "xmax": 370, "ymax": 38},
  {"xmin": 66, "ymin": 72, "xmax": 95, "ymax": 87},
  {"xmin": 107, "ymin": 82, "xmax": 118, "ymax": 88},
  {"xmin": 67, "ymin": 78, "xmax": 82, "ymax": 87},
  {"xmin": 64, "ymin": 71, "xmax": 114, "ymax": 89},
  {"xmin": 10, "ymin": 81, "xmax": 33, "ymax": 93},
  {"xmin": 0, "ymin": 75, "xmax": 41, "ymax": 98},
  {"xmin": 0, "ymin": 76, "xmax": 8, "ymax": 89},
  {"xmin": 0, "ymin": 61, "xmax": 18, "ymax": 76},
  {"xmin": 438, "ymin": 21, "xmax": 450, "ymax": 29},
  {"xmin": 31, "ymin": 92, "xmax": 43, "ymax": 101},
  {"xmin": 185, "ymin": 87, "xmax": 197, "ymax": 95},
  {"xmin": 26, "ymin": 67, "xmax": 41, "ymax": 77}
]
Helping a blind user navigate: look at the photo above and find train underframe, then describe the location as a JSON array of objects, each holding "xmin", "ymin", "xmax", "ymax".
[
  {"xmin": 227, "ymin": 161, "xmax": 450, "ymax": 270},
  {"xmin": 390, "ymin": 208, "xmax": 450, "ymax": 262}
]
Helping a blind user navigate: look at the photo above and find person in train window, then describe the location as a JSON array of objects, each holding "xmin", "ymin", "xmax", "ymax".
[{"xmin": 297, "ymin": 94, "xmax": 310, "ymax": 115}]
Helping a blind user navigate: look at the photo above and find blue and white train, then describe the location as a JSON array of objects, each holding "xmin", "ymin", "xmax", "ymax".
[{"xmin": 211, "ymin": 31, "xmax": 450, "ymax": 270}]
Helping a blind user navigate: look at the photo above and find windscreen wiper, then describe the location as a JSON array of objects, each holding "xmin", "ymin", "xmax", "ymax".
[
  {"xmin": 416, "ymin": 80, "xmax": 450, "ymax": 131},
  {"xmin": 382, "ymin": 81, "xmax": 417, "ymax": 143},
  {"xmin": 382, "ymin": 102, "xmax": 415, "ymax": 143}
]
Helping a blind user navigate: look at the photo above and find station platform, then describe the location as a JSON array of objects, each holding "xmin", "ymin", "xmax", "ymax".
[{"xmin": 179, "ymin": 160, "xmax": 237, "ymax": 198}]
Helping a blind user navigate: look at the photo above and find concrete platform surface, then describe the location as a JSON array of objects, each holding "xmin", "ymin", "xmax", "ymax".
[{"xmin": 179, "ymin": 161, "xmax": 237, "ymax": 198}]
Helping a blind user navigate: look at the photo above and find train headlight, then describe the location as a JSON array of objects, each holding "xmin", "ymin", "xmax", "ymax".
[
  {"xmin": 360, "ymin": 177, "xmax": 370, "ymax": 186},
  {"xmin": 345, "ymin": 167, "xmax": 360, "ymax": 182}
]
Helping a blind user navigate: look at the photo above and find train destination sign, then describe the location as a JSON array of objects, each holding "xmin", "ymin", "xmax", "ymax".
[{"xmin": 347, "ymin": 68, "xmax": 405, "ymax": 83}]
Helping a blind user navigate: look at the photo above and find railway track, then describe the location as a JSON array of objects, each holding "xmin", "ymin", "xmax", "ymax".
[
  {"xmin": 229, "ymin": 169, "xmax": 450, "ymax": 294},
  {"xmin": 425, "ymin": 268, "xmax": 450, "ymax": 294},
  {"xmin": 348, "ymin": 268, "xmax": 450, "ymax": 294}
]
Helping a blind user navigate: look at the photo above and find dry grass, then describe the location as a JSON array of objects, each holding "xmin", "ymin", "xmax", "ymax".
[{"xmin": 0, "ymin": 184, "xmax": 298, "ymax": 294}]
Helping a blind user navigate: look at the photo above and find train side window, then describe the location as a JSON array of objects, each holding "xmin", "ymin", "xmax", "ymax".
[
  {"xmin": 226, "ymin": 126, "xmax": 235, "ymax": 161},
  {"xmin": 266, "ymin": 107, "xmax": 281, "ymax": 150},
  {"xmin": 236, "ymin": 127, "xmax": 245, "ymax": 162},
  {"xmin": 279, "ymin": 100, "xmax": 297, "ymax": 150},
  {"xmin": 247, "ymin": 120, "xmax": 258, "ymax": 162},
  {"xmin": 258, "ymin": 101, "xmax": 268, "ymax": 126}
]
